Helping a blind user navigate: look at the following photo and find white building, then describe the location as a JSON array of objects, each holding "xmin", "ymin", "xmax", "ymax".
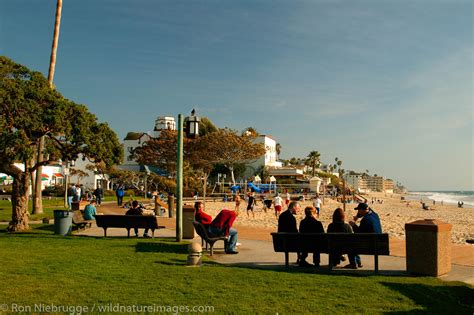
[
  {"xmin": 343, "ymin": 174, "xmax": 365, "ymax": 192},
  {"xmin": 245, "ymin": 135, "xmax": 282, "ymax": 178},
  {"xmin": 67, "ymin": 155, "xmax": 110, "ymax": 190},
  {"xmin": 121, "ymin": 116, "xmax": 176, "ymax": 172}
]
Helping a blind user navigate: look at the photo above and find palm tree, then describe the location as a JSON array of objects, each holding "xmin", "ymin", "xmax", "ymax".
[
  {"xmin": 32, "ymin": 0, "xmax": 63, "ymax": 215},
  {"xmin": 306, "ymin": 151, "xmax": 321, "ymax": 177}
]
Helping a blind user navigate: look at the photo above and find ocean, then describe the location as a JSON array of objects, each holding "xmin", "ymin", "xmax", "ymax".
[{"xmin": 407, "ymin": 191, "xmax": 474, "ymax": 208}]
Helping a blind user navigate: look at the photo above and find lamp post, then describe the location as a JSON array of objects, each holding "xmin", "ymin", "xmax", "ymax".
[{"xmin": 176, "ymin": 110, "xmax": 200, "ymax": 242}]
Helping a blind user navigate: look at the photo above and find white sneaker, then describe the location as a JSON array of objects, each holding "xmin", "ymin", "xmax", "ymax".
[{"xmin": 236, "ymin": 242, "xmax": 242, "ymax": 247}]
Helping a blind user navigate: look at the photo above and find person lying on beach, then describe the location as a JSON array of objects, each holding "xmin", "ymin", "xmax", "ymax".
[
  {"xmin": 299, "ymin": 206, "xmax": 324, "ymax": 267},
  {"xmin": 347, "ymin": 203, "xmax": 382, "ymax": 269}
]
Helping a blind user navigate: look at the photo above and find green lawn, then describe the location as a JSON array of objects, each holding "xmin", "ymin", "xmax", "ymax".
[
  {"xmin": 0, "ymin": 226, "xmax": 472, "ymax": 314},
  {"xmin": 0, "ymin": 196, "xmax": 146, "ymax": 222}
]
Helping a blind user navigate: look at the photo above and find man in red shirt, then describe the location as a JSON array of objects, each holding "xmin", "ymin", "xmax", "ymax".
[
  {"xmin": 209, "ymin": 209, "xmax": 239, "ymax": 254},
  {"xmin": 194, "ymin": 202, "xmax": 239, "ymax": 254},
  {"xmin": 194, "ymin": 201, "xmax": 212, "ymax": 227}
]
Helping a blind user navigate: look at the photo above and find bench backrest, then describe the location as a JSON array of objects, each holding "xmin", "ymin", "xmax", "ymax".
[
  {"xmin": 193, "ymin": 221, "xmax": 210, "ymax": 240},
  {"xmin": 72, "ymin": 210, "xmax": 86, "ymax": 224},
  {"xmin": 95, "ymin": 215, "xmax": 160, "ymax": 229},
  {"xmin": 271, "ymin": 233, "xmax": 389, "ymax": 255}
]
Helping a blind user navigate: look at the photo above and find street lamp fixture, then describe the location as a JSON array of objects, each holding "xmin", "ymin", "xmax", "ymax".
[{"xmin": 186, "ymin": 109, "xmax": 200, "ymax": 138}]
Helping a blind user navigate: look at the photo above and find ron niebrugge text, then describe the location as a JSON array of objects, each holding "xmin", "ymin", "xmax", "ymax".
[{"xmin": 4, "ymin": 303, "xmax": 215, "ymax": 313}]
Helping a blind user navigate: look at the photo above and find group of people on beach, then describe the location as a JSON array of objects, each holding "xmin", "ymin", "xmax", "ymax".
[
  {"xmin": 234, "ymin": 191, "xmax": 323, "ymax": 220},
  {"xmin": 278, "ymin": 201, "xmax": 382, "ymax": 269}
]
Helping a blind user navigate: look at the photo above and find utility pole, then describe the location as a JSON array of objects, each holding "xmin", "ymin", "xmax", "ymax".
[{"xmin": 176, "ymin": 114, "xmax": 183, "ymax": 242}]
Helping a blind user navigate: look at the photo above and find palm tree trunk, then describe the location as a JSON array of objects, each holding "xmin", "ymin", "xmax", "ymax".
[{"xmin": 33, "ymin": 0, "xmax": 63, "ymax": 214}]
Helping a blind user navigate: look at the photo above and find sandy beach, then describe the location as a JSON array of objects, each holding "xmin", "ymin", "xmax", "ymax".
[{"xmin": 190, "ymin": 192, "xmax": 473, "ymax": 244}]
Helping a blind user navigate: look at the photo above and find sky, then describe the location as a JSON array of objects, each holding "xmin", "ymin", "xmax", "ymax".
[{"xmin": 1, "ymin": 0, "xmax": 472, "ymax": 191}]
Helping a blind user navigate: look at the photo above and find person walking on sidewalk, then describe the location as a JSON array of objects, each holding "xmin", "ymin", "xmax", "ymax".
[{"xmin": 116, "ymin": 185, "xmax": 125, "ymax": 206}]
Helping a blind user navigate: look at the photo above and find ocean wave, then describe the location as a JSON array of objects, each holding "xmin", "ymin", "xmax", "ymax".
[{"xmin": 408, "ymin": 191, "xmax": 474, "ymax": 206}]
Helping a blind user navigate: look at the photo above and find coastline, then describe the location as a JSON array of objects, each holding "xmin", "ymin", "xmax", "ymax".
[{"xmin": 405, "ymin": 191, "xmax": 474, "ymax": 208}]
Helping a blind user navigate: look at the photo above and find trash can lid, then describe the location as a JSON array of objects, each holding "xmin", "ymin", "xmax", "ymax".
[
  {"xmin": 183, "ymin": 205, "xmax": 195, "ymax": 212},
  {"xmin": 405, "ymin": 219, "xmax": 452, "ymax": 232}
]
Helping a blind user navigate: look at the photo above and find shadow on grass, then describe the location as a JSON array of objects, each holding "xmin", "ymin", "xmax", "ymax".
[
  {"xmin": 380, "ymin": 281, "xmax": 474, "ymax": 314},
  {"xmin": 135, "ymin": 241, "xmax": 188, "ymax": 254},
  {"xmin": 217, "ymin": 261, "xmax": 411, "ymax": 277},
  {"xmin": 35, "ymin": 224, "xmax": 55, "ymax": 232}
]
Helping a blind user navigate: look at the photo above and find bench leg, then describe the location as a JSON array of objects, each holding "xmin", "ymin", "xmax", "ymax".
[
  {"xmin": 103, "ymin": 228, "xmax": 107, "ymax": 237},
  {"xmin": 210, "ymin": 244, "xmax": 214, "ymax": 256},
  {"xmin": 374, "ymin": 255, "xmax": 379, "ymax": 274},
  {"xmin": 127, "ymin": 228, "xmax": 130, "ymax": 238},
  {"xmin": 152, "ymin": 229, "xmax": 155, "ymax": 238},
  {"xmin": 285, "ymin": 252, "xmax": 289, "ymax": 269}
]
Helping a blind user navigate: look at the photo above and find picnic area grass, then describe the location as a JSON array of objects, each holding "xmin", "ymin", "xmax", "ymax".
[{"xmin": 0, "ymin": 225, "xmax": 472, "ymax": 314}]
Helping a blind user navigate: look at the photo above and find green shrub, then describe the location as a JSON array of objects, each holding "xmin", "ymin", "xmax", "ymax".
[
  {"xmin": 103, "ymin": 189, "xmax": 115, "ymax": 196},
  {"xmin": 42, "ymin": 185, "xmax": 65, "ymax": 197}
]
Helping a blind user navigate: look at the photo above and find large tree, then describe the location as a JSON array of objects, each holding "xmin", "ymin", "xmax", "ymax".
[
  {"xmin": 207, "ymin": 129, "xmax": 265, "ymax": 185},
  {"xmin": 134, "ymin": 128, "xmax": 265, "ymax": 193},
  {"xmin": 0, "ymin": 56, "xmax": 122, "ymax": 231}
]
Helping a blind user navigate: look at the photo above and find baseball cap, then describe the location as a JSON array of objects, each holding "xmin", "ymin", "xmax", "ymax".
[{"xmin": 354, "ymin": 203, "xmax": 369, "ymax": 211}]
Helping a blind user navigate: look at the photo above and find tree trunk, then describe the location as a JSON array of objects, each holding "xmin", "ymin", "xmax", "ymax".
[
  {"xmin": 202, "ymin": 173, "xmax": 209, "ymax": 206},
  {"xmin": 229, "ymin": 166, "xmax": 236, "ymax": 186},
  {"xmin": 33, "ymin": 138, "xmax": 44, "ymax": 214},
  {"xmin": 8, "ymin": 173, "xmax": 31, "ymax": 232}
]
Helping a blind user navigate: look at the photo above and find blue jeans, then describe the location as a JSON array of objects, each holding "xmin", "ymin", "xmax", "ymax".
[
  {"xmin": 67, "ymin": 196, "xmax": 73, "ymax": 209},
  {"xmin": 209, "ymin": 226, "xmax": 238, "ymax": 252},
  {"xmin": 349, "ymin": 254, "xmax": 361, "ymax": 266},
  {"xmin": 133, "ymin": 228, "xmax": 149, "ymax": 236}
]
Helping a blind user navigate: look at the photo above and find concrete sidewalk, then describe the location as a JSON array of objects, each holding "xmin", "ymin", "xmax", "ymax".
[
  {"xmin": 209, "ymin": 237, "xmax": 474, "ymax": 285},
  {"xmin": 74, "ymin": 223, "xmax": 474, "ymax": 286}
]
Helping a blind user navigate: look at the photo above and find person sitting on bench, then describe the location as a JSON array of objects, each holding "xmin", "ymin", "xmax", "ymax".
[
  {"xmin": 194, "ymin": 201, "xmax": 212, "ymax": 227},
  {"xmin": 83, "ymin": 200, "xmax": 97, "ymax": 220},
  {"xmin": 209, "ymin": 209, "xmax": 239, "ymax": 254},
  {"xmin": 194, "ymin": 202, "xmax": 239, "ymax": 254},
  {"xmin": 126, "ymin": 200, "xmax": 151, "ymax": 238},
  {"xmin": 348, "ymin": 203, "xmax": 382, "ymax": 269},
  {"xmin": 327, "ymin": 208, "xmax": 353, "ymax": 266},
  {"xmin": 299, "ymin": 206, "xmax": 324, "ymax": 267}
]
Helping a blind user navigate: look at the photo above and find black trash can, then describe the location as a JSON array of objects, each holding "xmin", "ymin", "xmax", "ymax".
[{"xmin": 54, "ymin": 210, "xmax": 73, "ymax": 236}]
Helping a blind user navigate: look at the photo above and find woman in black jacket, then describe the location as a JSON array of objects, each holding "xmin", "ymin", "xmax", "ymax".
[{"xmin": 327, "ymin": 208, "xmax": 353, "ymax": 266}]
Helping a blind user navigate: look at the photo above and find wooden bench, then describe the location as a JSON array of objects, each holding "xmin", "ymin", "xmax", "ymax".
[
  {"xmin": 271, "ymin": 232, "xmax": 390, "ymax": 273},
  {"xmin": 72, "ymin": 210, "xmax": 94, "ymax": 230},
  {"xmin": 95, "ymin": 215, "xmax": 165, "ymax": 238},
  {"xmin": 193, "ymin": 221, "xmax": 228, "ymax": 256}
]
